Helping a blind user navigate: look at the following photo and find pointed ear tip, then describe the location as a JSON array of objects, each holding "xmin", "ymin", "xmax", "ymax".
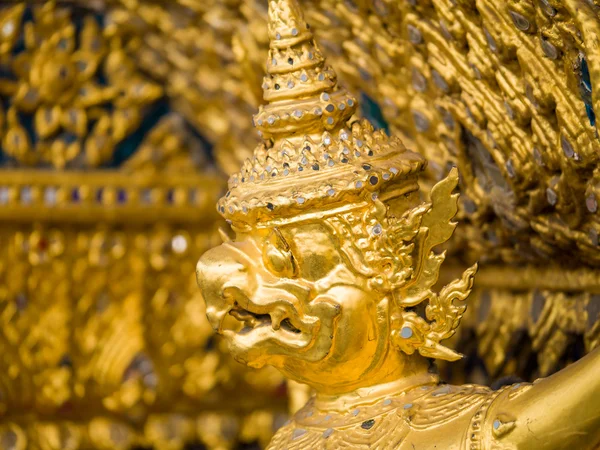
[
  {"xmin": 446, "ymin": 350, "xmax": 464, "ymax": 362},
  {"xmin": 436, "ymin": 351, "xmax": 463, "ymax": 362}
]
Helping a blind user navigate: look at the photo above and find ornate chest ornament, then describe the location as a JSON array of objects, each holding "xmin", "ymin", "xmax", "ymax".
[{"xmin": 197, "ymin": 0, "xmax": 600, "ymax": 448}]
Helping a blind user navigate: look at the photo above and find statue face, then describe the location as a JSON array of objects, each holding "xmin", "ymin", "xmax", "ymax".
[{"xmin": 197, "ymin": 221, "xmax": 393, "ymax": 391}]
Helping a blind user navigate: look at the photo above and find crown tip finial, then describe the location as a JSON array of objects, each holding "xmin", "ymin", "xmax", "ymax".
[
  {"xmin": 267, "ymin": 0, "xmax": 313, "ymax": 48},
  {"xmin": 255, "ymin": 0, "xmax": 358, "ymax": 138}
]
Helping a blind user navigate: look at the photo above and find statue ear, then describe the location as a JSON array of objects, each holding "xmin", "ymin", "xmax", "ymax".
[
  {"xmin": 399, "ymin": 167, "xmax": 460, "ymax": 306},
  {"xmin": 262, "ymin": 227, "xmax": 298, "ymax": 278},
  {"xmin": 390, "ymin": 264, "xmax": 478, "ymax": 362}
]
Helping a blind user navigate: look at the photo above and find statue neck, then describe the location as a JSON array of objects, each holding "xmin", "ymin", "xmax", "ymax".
[
  {"xmin": 314, "ymin": 371, "xmax": 438, "ymax": 413},
  {"xmin": 312, "ymin": 353, "xmax": 438, "ymax": 412}
]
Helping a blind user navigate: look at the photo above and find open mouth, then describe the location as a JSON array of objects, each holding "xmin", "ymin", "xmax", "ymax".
[
  {"xmin": 213, "ymin": 289, "xmax": 340, "ymax": 366},
  {"xmin": 214, "ymin": 285, "xmax": 333, "ymax": 363},
  {"xmin": 229, "ymin": 303, "xmax": 302, "ymax": 334}
]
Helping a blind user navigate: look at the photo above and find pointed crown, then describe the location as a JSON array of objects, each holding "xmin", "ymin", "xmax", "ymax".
[{"xmin": 218, "ymin": 0, "xmax": 425, "ymax": 227}]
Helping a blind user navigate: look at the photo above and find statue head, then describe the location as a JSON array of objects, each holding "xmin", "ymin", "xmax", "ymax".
[{"xmin": 197, "ymin": 0, "xmax": 476, "ymax": 393}]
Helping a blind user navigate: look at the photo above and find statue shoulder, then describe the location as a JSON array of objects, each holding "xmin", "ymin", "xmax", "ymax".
[
  {"xmin": 463, "ymin": 383, "xmax": 532, "ymax": 450},
  {"xmin": 407, "ymin": 383, "xmax": 492, "ymax": 428},
  {"xmin": 266, "ymin": 384, "xmax": 517, "ymax": 449}
]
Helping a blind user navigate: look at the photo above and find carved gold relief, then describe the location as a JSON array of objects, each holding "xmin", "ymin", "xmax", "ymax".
[
  {"xmin": 2, "ymin": 0, "xmax": 600, "ymax": 448},
  {"xmin": 0, "ymin": 2, "xmax": 164, "ymax": 168}
]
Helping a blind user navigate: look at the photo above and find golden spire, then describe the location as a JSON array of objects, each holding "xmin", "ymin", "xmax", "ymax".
[
  {"xmin": 218, "ymin": 0, "xmax": 426, "ymax": 226},
  {"xmin": 254, "ymin": 0, "xmax": 357, "ymax": 138}
]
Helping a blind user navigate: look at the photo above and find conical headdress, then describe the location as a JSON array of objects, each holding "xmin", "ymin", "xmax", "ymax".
[{"xmin": 218, "ymin": 0, "xmax": 426, "ymax": 227}]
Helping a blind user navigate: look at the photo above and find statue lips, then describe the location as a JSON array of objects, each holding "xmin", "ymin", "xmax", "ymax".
[
  {"xmin": 221, "ymin": 284, "xmax": 315, "ymax": 347},
  {"xmin": 222, "ymin": 280, "xmax": 343, "ymax": 367}
]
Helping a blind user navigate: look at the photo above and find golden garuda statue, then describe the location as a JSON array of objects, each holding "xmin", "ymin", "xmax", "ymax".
[{"xmin": 197, "ymin": 0, "xmax": 600, "ymax": 448}]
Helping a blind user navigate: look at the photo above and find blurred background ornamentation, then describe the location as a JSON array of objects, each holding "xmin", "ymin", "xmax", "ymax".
[
  {"xmin": 0, "ymin": 2, "xmax": 289, "ymax": 449},
  {"xmin": 1, "ymin": 0, "xmax": 600, "ymax": 448}
]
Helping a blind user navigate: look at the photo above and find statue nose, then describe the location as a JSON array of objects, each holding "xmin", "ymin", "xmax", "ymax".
[{"xmin": 196, "ymin": 245, "xmax": 249, "ymax": 331}]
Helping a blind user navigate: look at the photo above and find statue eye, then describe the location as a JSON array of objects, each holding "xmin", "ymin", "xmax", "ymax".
[{"xmin": 262, "ymin": 228, "xmax": 297, "ymax": 277}]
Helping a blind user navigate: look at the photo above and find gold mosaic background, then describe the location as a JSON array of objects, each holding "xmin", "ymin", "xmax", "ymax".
[{"xmin": 0, "ymin": 0, "xmax": 599, "ymax": 449}]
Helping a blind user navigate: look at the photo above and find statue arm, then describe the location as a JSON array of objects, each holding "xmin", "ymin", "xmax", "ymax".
[{"xmin": 487, "ymin": 346, "xmax": 600, "ymax": 449}]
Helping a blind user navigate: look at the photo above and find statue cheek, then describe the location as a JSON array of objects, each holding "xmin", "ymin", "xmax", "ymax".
[
  {"xmin": 339, "ymin": 312, "xmax": 376, "ymax": 349},
  {"xmin": 321, "ymin": 286, "xmax": 379, "ymax": 357}
]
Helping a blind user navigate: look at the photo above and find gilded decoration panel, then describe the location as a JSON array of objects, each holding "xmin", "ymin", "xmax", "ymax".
[{"xmin": 1, "ymin": 0, "xmax": 600, "ymax": 449}]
